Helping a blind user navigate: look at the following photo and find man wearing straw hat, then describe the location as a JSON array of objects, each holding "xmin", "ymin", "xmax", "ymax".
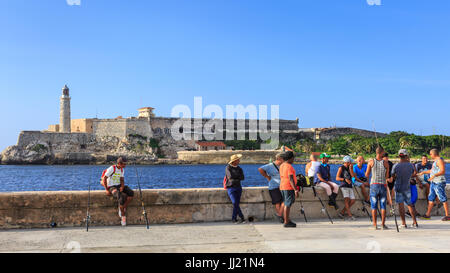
[{"xmin": 225, "ymin": 154, "xmax": 247, "ymax": 224}]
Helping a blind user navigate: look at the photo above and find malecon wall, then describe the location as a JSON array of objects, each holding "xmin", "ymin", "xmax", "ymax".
[
  {"xmin": 177, "ymin": 150, "xmax": 281, "ymax": 164},
  {"xmin": 0, "ymin": 187, "xmax": 443, "ymax": 229}
]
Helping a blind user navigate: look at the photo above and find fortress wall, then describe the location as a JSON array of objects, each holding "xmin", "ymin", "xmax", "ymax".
[
  {"xmin": 93, "ymin": 119, "xmax": 127, "ymax": 138},
  {"xmin": 125, "ymin": 119, "xmax": 153, "ymax": 139},
  {"xmin": 17, "ymin": 131, "xmax": 94, "ymax": 148},
  {"xmin": 0, "ymin": 187, "xmax": 442, "ymax": 229},
  {"xmin": 150, "ymin": 117, "xmax": 299, "ymax": 132},
  {"xmin": 317, "ymin": 127, "xmax": 386, "ymax": 141}
]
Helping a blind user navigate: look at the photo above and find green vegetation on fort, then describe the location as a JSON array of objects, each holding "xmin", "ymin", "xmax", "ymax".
[
  {"xmin": 224, "ymin": 140, "xmax": 261, "ymax": 150},
  {"xmin": 292, "ymin": 131, "xmax": 450, "ymax": 158},
  {"xmin": 30, "ymin": 144, "xmax": 47, "ymax": 153}
]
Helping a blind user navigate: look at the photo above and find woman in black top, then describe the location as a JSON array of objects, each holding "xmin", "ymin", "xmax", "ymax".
[{"xmin": 225, "ymin": 154, "xmax": 246, "ymax": 224}]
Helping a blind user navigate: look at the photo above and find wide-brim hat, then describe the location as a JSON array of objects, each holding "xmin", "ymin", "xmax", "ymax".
[{"xmin": 229, "ymin": 154, "xmax": 243, "ymax": 164}]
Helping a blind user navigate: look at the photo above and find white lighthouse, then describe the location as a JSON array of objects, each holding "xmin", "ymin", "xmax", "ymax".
[{"xmin": 60, "ymin": 84, "xmax": 71, "ymax": 133}]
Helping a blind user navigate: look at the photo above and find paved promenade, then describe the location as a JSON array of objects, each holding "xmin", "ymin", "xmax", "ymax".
[{"xmin": 1, "ymin": 217, "xmax": 449, "ymax": 253}]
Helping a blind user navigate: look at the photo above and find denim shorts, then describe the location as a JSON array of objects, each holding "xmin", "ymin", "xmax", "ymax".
[
  {"xmin": 370, "ymin": 184, "xmax": 387, "ymax": 210},
  {"xmin": 395, "ymin": 189, "xmax": 412, "ymax": 206},
  {"xmin": 281, "ymin": 190, "xmax": 296, "ymax": 208},
  {"xmin": 410, "ymin": 184, "xmax": 418, "ymax": 205},
  {"xmin": 429, "ymin": 182, "xmax": 447, "ymax": 202}
]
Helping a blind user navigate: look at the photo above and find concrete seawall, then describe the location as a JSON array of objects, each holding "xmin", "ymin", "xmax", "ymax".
[{"xmin": 1, "ymin": 186, "xmax": 448, "ymax": 229}]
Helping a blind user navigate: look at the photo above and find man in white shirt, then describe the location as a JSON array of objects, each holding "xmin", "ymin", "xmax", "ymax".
[{"xmin": 102, "ymin": 157, "xmax": 134, "ymax": 226}]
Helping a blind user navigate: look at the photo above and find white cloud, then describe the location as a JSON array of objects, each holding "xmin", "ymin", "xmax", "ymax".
[{"xmin": 66, "ymin": 0, "xmax": 81, "ymax": 6}]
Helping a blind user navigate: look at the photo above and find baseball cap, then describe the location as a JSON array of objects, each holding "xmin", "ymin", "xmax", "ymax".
[
  {"xmin": 398, "ymin": 149, "xmax": 409, "ymax": 157},
  {"xmin": 343, "ymin": 156, "xmax": 355, "ymax": 163},
  {"xmin": 320, "ymin": 153, "xmax": 331, "ymax": 159}
]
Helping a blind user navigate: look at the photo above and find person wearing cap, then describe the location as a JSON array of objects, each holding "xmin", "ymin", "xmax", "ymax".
[
  {"xmin": 391, "ymin": 149, "xmax": 419, "ymax": 228},
  {"xmin": 366, "ymin": 146, "xmax": 391, "ymax": 230},
  {"xmin": 352, "ymin": 156, "xmax": 370, "ymax": 204},
  {"xmin": 258, "ymin": 153, "xmax": 285, "ymax": 223},
  {"xmin": 315, "ymin": 153, "xmax": 340, "ymax": 210},
  {"xmin": 279, "ymin": 151, "xmax": 299, "ymax": 228},
  {"xmin": 225, "ymin": 154, "xmax": 246, "ymax": 224},
  {"xmin": 336, "ymin": 156, "xmax": 357, "ymax": 220},
  {"xmin": 102, "ymin": 157, "xmax": 134, "ymax": 226},
  {"xmin": 420, "ymin": 149, "xmax": 449, "ymax": 221}
]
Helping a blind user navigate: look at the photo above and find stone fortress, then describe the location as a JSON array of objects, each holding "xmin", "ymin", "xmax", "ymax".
[{"xmin": 1, "ymin": 85, "xmax": 382, "ymax": 164}]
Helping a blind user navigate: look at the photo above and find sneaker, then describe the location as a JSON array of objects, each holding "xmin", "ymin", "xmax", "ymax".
[
  {"xmin": 338, "ymin": 211, "xmax": 345, "ymax": 219},
  {"xmin": 412, "ymin": 223, "xmax": 419, "ymax": 229},
  {"xmin": 349, "ymin": 216, "xmax": 357, "ymax": 221},
  {"xmin": 420, "ymin": 215, "xmax": 432, "ymax": 220},
  {"xmin": 400, "ymin": 224, "xmax": 408, "ymax": 229},
  {"xmin": 382, "ymin": 225, "xmax": 390, "ymax": 230},
  {"xmin": 406, "ymin": 211, "xmax": 412, "ymax": 218},
  {"xmin": 441, "ymin": 216, "xmax": 450, "ymax": 221},
  {"xmin": 284, "ymin": 221, "xmax": 297, "ymax": 228},
  {"xmin": 371, "ymin": 225, "xmax": 380, "ymax": 230},
  {"xmin": 239, "ymin": 218, "xmax": 247, "ymax": 224},
  {"xmin": 232, "ymin": 219, "xmax": 238, "ymax": 224},
  {"xmin": 276, "ymin": 214, "xmax": 284, "ymax": 223},
  {"xmin": 121, "ymin": 216, "xmax": 127, "ymax": 226}
]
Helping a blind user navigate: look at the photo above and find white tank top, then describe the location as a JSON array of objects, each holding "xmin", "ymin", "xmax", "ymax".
[{"xmin": 308, "ymin": 161, "xmax": 321, "ymax": 177}]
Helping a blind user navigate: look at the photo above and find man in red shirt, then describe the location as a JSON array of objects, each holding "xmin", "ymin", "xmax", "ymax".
[{"xmin": 279, "ymin": 151, "xmax": 299, "ymax": 228}]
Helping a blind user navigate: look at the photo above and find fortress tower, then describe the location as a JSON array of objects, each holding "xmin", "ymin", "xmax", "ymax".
[{"xmin": 60, "ymin": 84, "xmax": 71, "ymax": 133}]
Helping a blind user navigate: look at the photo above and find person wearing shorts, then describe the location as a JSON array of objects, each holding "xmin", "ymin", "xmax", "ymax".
[
  {"xmin": 258, "ymin": 153, "xmax": 285, "ymax": 223},
  {"xmin": 279, "ymin": 151, "xmax": 299, "ymax": 228},
  {"xmin": 421, "ymin": 149, "xmax": 449, "ymax": 221},
  {"xmin": 102, "ymin": 157, "xmax": 134, "ymax": 226},
  {"xmin": 352, "ymin": 156, "xmax": 370, "ymax": 204},
  {"xmin": 315, "ymin": 153, "xmax": 340, "ymax": 210},
  {"xmin": 336, "ymin": 156, "xmax": 356, "ymax": 220},
  {"xmin": 392, "ymin": 149, "xmax": 418, "ymax": 228},
  {"xmin": 366, "ymin": 146, "xmax": 390, "ymax": 230}
]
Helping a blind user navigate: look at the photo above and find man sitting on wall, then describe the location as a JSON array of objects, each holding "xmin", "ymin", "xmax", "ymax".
[{"xmin": 102, "ymin": 157, "xmax": 134, "ymax": 226}]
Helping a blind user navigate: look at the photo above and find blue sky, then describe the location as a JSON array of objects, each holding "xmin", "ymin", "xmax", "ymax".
[{"xmin": 1, "ymin": 0, "xmax": 449, "ymax": 151}]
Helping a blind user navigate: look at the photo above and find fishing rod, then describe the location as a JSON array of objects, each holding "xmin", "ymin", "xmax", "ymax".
[
  {"xmin": 134, "ymin": 162, "xmax": 150, "ymax": 229},
  {"xmin": 85, "ymin": 167, "xmax": 92, "ymax": 232},
  {"xmin": 299, "ymin": 187, "xmax": 308, "ymax": 223},
  {"xmin": 353, "ymin": 185, "xmax": 371, "ymax": 222},
  {"xmin": 386, "ymin": 183, "xmax": 399, "ymax": 232},
  {"xmin": 312, "ymin": 187, "xmax": 333, "ymax": 224},
  {"xmin": 372, "ymin": 121, "xmax": 399, "ymax": 232}
]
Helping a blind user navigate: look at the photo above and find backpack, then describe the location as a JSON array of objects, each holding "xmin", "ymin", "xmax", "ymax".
[
  {"xmin": 100, "ymin": 165, "xmax": 116, "ymax": 187},
  {"xmin": 223, "ymin": 176, "xmax": 228, "ymax": 189},
  {"xmin": 296, "ymin": 173, "xmax": 311, "ymax": 188}
]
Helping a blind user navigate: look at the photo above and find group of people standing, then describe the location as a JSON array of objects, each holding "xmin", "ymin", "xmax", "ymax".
[{"xmin": 225, "ymin": 147, "xmax": 448, "ymax": 229}]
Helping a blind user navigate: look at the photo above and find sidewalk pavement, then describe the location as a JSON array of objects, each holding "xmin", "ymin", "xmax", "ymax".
[{"xmin": 1, "ymin": 216, "xmax": 449, "ymax": 253}]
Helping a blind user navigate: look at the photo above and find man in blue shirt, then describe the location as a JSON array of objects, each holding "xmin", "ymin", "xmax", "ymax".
[
  {"xmin": 353, "ymin": 156, "xmax": 370, "ymax": 204},
  {"xmin": 416, "ymin": 155, "xmax": 433, "ymax": 200},
  {"xmin": 259, "ymin": 153, "xmax": 285, "ymax": 223}
]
